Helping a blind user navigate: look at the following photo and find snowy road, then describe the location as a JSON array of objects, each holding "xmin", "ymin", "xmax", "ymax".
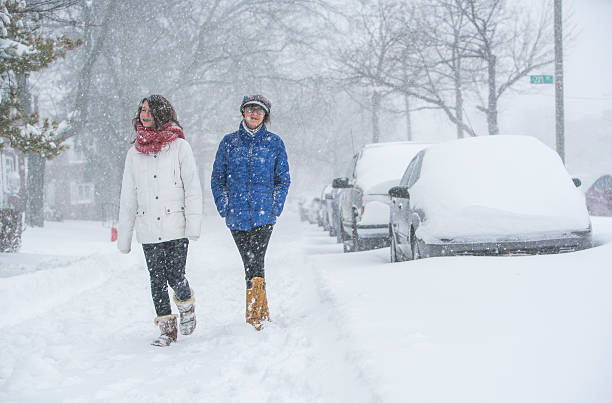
[{"xmin": 2, "ymin": 210, "xmax": 612, "ymax": 402}]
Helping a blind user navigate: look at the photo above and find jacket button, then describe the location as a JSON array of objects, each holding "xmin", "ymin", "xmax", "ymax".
[
  {"xmin": 155, "ymin": 196, "xmax": 158, "ymax": 199},
  {"xmin": 158, "ymin": 237, "xmax": 162, "ymax": 241},
  {"xmin": 181, "ymin": 207, "xmax": 184, "ymax": 210},
  {"xmin": 157, "ymin": 217, "xmax": 160, "ymax": 220},
  {"xmin": 153, "ymin": 175, "xmax": 157, "ymax": 178},
  {"xmin": 167, "ymin": 209, "xmax": 170, "ymax": 212}
]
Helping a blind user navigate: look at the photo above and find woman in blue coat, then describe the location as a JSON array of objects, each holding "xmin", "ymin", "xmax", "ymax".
[{"xmin": 211, "ymin": 94, "xmax": 290, "ymax": 330}]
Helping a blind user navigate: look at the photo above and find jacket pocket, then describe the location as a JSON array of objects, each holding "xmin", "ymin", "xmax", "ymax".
[
  {"xmin": 135, "ymin": 209, "xmax": 146, "ymax": 238},
  {"xmin": 164, "ymin": 202, "xmax": 186, "ymax": 215},
  {"xmin": 173, "ymin": 166, "xmax": 183, "ymax": 188},
  {"xmin": 164, "ymin": 202, "xmax": 186, "ymax": 234},
  {"xmin": 219, "ymin": 195, "xmax": 228, "ymax": 218}
]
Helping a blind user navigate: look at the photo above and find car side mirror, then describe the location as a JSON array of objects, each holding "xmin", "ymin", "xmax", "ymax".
[
  {"xmin": 388, "ymin": 186, "xmax": 410, "ymax": 199},
  {"xmin": 332, "ymin": 177, "xmax": 351, "ymax": 188},
  {"xmin": 572, "ymin": 177, "xmax": 581, "ymax": 187}
]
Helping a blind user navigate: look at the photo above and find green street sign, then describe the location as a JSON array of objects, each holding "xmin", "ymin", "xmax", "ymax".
[{"xmin": 530, "ymin": 75, "xmax": 553, "ymax": 84}]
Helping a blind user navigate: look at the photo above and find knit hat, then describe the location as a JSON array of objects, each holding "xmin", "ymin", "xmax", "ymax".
[{"xmin": 240, "ymin": 94, "xmax": 271, "ymax": 114}]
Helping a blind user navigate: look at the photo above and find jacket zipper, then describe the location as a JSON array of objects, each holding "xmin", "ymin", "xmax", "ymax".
[{"xmin": 248, "ymin": 142, "xmax": 254, "ymax": 228}]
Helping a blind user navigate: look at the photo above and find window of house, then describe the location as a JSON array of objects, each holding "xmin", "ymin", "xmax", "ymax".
[
  {"xmin": 5, "ymin": 155, "xmax": 16, "ymax": 174},
  {"xmin": 70, "ymin": 182, "xmax": 95, "ymax": 204},
  {"xmin": 68, "ymin": 148, "xmax": 87, "ymax": 164}
]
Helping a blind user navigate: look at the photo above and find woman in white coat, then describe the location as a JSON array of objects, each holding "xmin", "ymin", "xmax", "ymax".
[{"xmin": 118, "ymin": 95, "xmax": 202, "ymax": 347}]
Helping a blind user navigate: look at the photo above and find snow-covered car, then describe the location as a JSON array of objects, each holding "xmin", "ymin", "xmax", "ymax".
[
  {"xmin": 333, "ymin": 141, "xmax": 431, "ymax": 252},
  {"xmin": 388, "ymin": 135, "xmax": 592, "ymax": 261},
  {"xmin": 319, "ymin": 184, "xmax": 333, "ymax": 231},
  {"xmin": 325, "ymin": 187, "xmax": 342, "ymax": 241},
  {"xmin": 306, "ymin": 197, "xmax": 321, "ymax": 225},
  {"xmin": 585, "ymin": 174, "xmax": 612, "ymax": 216}
]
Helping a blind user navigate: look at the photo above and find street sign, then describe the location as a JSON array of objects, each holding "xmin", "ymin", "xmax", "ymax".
[{"xmin": 530, "ymin": 75, "xmax": 553, "ymax": 84}]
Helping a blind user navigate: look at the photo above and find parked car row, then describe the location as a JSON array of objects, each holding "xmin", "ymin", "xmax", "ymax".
[{"xmin": 304, "ymin": 135, "xmax": 594, "ymax": 262}]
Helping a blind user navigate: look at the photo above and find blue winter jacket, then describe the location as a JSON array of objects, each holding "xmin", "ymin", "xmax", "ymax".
[{"xmin": 211, "ymin": 123, "xmax": 290, "ymax": 231}]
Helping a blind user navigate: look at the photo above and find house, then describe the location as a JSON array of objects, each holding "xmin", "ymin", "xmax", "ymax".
[{"xmin": 45, "ymin": 138, "xmax": 98, "ymax": 220}]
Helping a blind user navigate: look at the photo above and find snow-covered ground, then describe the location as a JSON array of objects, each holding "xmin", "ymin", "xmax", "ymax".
[{"xmin": 2, "ymin": 210, "xmax": 612, "ymax": 403}]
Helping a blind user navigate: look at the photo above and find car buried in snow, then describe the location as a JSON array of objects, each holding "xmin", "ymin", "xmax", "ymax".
[
  {"xmin": 388, "ymin": 135, "xmax": 592, "ymax": 261},
  {"xmin": 585, "ymin": 174, "xmax": 612, "ymax": 216},
  {"xmin": 332, "ymin": 141, "xmax": 431, "ymax": 253}
]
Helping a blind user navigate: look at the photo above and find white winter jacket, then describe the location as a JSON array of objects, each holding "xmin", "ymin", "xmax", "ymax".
[{"xmin": 117, "ymin": 138, "xmax": 202, "ymax": 252}]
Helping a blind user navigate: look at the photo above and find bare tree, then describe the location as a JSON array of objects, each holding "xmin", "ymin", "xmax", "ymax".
[
  {"xmin": 416, "ymin": 0, "xmax": 481, "ymax": 138},
  {"xmin": 459, "ymin": 0, "xmax": 554, "ymax": 135},
  {"xmin": 336, "ymin": 0, "xmax": 408, "ymax": 143}
]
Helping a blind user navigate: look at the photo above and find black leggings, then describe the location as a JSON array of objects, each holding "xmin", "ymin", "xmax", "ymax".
[
  {"xmin": 142, "ymin": 238, "xmax": 191, "ymax": 317},
  {"xmin": 230, "ymin": 225, "xmax": 273, "ymax": 280}
]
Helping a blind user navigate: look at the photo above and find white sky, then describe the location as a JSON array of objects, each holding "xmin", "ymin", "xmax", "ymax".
[
  {"xmin": 407, "ymin": 0, "xmax": 612, "ymax": 176},
  {"xmin": 550, "ymin": 0, "xmax": 612, "ymax": 118}
]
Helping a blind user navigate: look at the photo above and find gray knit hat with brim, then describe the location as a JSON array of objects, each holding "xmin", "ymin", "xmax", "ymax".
[{"xmin": 240, "ymin": 94, "xmax": 271, "ymax": 114}]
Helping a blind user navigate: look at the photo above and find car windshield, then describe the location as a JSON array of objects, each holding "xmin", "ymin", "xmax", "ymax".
[{"xmin": 354, "ymin": 142, "xmax": 430, "ymax": 193}]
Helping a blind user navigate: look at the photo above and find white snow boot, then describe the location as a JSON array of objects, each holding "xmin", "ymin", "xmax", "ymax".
[
  {"xmin": 174, "ymin": 291, "xmax": 196, "ymax": 336},
  {"xmin": 151, "ymin": 314, "xmax": 178, "ymax": 347}
]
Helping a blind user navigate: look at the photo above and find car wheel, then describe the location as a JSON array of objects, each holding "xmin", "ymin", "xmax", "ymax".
[
  {"xmin": 409, "ymin": 227, "xmax": 421, "ymax": 260},
  {"xmin": 390, "ymin": 225, "xmax": 402, "ymax": 262},
  {"xmin": 350, "ymin": 210, "xmax": 361, "ymax": 252},
  {"xmin": 340, "ymin": 218, "xmax": 353, "ymax": 253},
  {"xmin": 335, "ymin": 217, "xmax": 343, "ymax": 243}
]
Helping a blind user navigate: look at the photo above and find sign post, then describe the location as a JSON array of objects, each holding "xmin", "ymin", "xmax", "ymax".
[{"xmin": 554, "ymin": 0, "xmax": 565, "ymax": 164}]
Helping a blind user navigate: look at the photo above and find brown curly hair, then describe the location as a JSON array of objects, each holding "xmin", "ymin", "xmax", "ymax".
[{"xmin": 132, "ymin": 95, "xmax": 182, "ymax": 131}]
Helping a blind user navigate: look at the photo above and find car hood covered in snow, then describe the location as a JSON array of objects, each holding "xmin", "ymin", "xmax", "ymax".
[{"xmin": 411, "ymin": 135, "xmax": 591, "ymax": 242}]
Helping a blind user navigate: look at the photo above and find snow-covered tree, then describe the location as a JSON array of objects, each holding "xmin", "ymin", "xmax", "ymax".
[{"xmin": 0, "ymin": 0, "xmax": 79, "ymax": 156}]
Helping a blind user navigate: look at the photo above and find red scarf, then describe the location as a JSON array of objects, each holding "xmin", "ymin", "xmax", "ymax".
[{"xmin": 135, "ymin": 122, "xmax": 185, "ymax": 154}]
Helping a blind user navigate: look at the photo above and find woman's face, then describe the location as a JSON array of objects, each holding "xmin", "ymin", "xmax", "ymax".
[
  {"xmin": 243, "ymin": 105, "xmax": 265, "ymax": 129},
  {"xmin": 140, "ymin": 100, "xmax": 154, "ymax": 128}
]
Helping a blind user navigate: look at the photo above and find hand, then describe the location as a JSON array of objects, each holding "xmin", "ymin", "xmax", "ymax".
[{"xmin": 119, "ymin": 249, "xmax": 130, "ymax": 254}]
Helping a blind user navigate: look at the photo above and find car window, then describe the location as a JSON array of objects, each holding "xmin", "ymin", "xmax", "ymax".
[
  {"xmin": 399, "ymin": 163, "xmax": 413, "ymax": 186},
  {"xmin": 401, "ymin": 150, "xmax": 425, "ymax": 188},
  {"xmin": 347, "ymin": 154, "xmax": 359, "ymax": 179}
]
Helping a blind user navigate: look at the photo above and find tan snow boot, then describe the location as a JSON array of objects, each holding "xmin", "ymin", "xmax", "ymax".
[
  {"xmin": 246, "ymin": 277, "xmax": 269, "ymax": 331},
  {"xmin": 173, "ymin": 291, "xmax": 196, "ymax": 336},
  {"xmin": 151, "ymin": 314, "xmax": 178, "ymax": 347}
]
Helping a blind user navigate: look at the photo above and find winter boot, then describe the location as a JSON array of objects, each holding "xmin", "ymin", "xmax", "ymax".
[
  {"xmin": 173, "ymin": 291, "xmax": 196, "ymax": 336},
  {"xmin": 151, "ymin": 314, "xmax": 178, "ymax": 347},
  {"xmin": 246, "ymin": 277, "xmax": 269, "ymax": 331}
]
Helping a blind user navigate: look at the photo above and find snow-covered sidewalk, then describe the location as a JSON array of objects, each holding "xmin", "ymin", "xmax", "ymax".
[
  {"xmin": 0, "ymin": 214, "xmax": 374, "ymax": 403},
  {"xmin": 2, "ymin": 212, "xmax": 612, "ymax": 402}
]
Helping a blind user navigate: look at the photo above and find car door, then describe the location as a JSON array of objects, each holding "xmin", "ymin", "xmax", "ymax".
[
  {"xmin": 391, "ymin": 151, "xmax": 424, "ymax": 253},
  {"xmin": 338, "ymin": 154, "xmax": 359, "ymax": 228}
]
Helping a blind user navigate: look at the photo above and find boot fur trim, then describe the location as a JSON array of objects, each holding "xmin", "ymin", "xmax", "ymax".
[
  {"xmin": 154, "ymin": 314, "xmax": 177, "ymax": 326},
  {"xmin": 173, "ymin": 289, "xmax": 195, "ymax": 306}
]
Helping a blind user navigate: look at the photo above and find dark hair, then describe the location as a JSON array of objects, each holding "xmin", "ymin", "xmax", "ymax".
[{"xmin": 132, "ymin": 94, "xmax": 182, "ymax": 131}]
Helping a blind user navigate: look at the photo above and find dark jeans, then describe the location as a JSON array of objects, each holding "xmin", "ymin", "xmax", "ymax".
[
  {"xmin": 142, "ymin": 238, "xmax": 191, "ymax": 317},
  {"xmin": 230, "ymin": 225, "xmax": 273, "ymax": 280}
]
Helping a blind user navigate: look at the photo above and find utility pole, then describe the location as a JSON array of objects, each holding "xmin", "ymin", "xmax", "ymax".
[{"xmin": 554, "ymin": 0, "xmax": 565, "ymax": 163}]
